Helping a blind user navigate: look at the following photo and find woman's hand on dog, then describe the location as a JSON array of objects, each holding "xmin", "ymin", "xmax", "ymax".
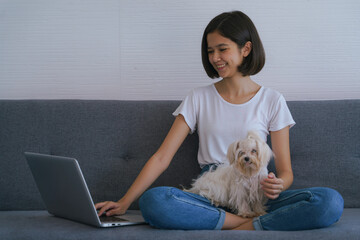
[
  {"xmin": 260, "ymin": 172, "xmax": 284, "ymax": 200},
  {"xmin": 95, "ymin": 198, "xmax": 129, "ymax": 217}
]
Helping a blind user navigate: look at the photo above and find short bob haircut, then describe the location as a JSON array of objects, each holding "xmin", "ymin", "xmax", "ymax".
[{"xmin": 202, "ymin": 11, "xmax": 265, "ymax": 78}]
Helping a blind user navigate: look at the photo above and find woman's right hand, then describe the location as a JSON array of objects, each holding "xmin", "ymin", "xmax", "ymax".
[{"xmin": 95, "ymin": 198, "xmax": 130, "ymax": 217}]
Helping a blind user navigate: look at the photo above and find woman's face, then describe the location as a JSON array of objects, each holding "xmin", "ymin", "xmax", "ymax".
[{"xmin": 207, "ymin": 31, "xmax": 247, "ymax": 79}]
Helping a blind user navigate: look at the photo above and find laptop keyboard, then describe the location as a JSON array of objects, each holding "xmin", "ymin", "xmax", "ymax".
[{"xmin": 99, "ymin": 215, "xmax": 128, "ymax": 223}]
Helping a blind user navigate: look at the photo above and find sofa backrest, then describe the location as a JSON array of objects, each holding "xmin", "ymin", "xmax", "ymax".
[
  {"xmin": 286, "ymin": 100, "xmax": 360, "ymax": 208},
  {"xmin": 0, "ymin": 99, "xmax": 359, "ymax": 210}
]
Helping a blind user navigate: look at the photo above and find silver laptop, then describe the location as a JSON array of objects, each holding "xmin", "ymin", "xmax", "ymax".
[{"xmin": 25, "ymin": 152, "xmax": 145, "ymax": 227}]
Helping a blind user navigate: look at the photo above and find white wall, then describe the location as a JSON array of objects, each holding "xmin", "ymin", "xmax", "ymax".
[{"xmin": 0, "ymin": 0, "xmax": 359, "ymax": 100}]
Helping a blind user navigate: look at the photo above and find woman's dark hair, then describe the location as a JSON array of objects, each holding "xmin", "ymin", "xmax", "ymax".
[{"xmin": 201, "ymin": 11, "xmax": 265, "ymax": 78}]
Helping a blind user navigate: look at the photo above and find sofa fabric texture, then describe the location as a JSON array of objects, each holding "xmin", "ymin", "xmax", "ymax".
[{"xmin": 0, "ymin": 99, "xmax": 359, "ymax": 239}]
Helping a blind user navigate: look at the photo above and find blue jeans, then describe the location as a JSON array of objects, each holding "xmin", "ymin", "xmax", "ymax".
[{"xmin": 139, "ymin": 171, "xmax": 344, "ymax": 230}]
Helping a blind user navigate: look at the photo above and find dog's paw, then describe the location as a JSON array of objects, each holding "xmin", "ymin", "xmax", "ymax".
[
  {"xmin": 183, "ymin": 186, "xmax": 199, "ymax": 194},
  {"xmin": 210, "ymin": 200, "xmax": 221, "ymax": 207}
]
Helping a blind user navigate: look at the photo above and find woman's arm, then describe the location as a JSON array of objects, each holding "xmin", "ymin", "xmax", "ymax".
[
  {"xmin": 96, "ymin": 115, "xmax": 191, "ymax": 216},
  {"xmin": 261, "ymin": 126, "xmax": 294, "ymax": 199}
]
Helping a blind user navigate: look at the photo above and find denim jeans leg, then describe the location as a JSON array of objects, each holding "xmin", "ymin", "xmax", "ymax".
[
  {"xmin": 139, "ymin": 186, "xmax": 226, "ymax": 230},
  {"xmin": 253, "ymin": 187, "xmax": 344, "ymax": 231}
]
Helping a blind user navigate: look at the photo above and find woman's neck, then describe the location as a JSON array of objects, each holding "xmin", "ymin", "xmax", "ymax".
[{"xmin": 214, "ymin": 75, "xmax": 261, "ymax": 104}]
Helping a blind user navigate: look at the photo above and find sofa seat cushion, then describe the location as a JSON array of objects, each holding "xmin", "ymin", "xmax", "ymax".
[{"xmin": 1, "ymin": 209, "xmax": 359, "ymax": 240}]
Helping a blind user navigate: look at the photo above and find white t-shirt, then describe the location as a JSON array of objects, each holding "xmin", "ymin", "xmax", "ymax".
[{"xmin": 173, "ymin": 84, "xmax": 295, "ymax": 168}]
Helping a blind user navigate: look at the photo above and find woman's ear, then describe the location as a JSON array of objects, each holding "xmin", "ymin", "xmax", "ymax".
[{"xmin": 242, "ymin": 41, "xmax": 252, "ymax": 57}]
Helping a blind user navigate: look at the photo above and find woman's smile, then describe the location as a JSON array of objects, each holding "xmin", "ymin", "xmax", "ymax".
[{"xmin": 216, "ymin": 63, "xmax": 227, "ymax": 71}]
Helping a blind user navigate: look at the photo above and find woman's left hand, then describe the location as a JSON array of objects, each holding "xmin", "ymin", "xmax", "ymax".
[{"xmin": 260, "ymin": 172, "xmax": 284, "ymax": 200}]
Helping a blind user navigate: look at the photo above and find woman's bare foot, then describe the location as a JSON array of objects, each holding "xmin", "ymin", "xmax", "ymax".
[
  {"xmin": 231, "ymin": 219, "xmax": 254, "ymax": 230},
  {"xmin": 222, "ymin": 212, "xmax": 254, "ymax": 230}
]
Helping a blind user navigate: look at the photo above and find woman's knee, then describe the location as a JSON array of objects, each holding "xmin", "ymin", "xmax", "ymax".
[
  {"xmin": 139, "ymin": 187, "xmax": 171, "ymax": 220},
  {"xmin": 139, "ymin": 186, "xmax": 184, "ymax": 228},
  {"xmin": 311, "ymin": 187, "xmax": 344, "ymax": 227}
]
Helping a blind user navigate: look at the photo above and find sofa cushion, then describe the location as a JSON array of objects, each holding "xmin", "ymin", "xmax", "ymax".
[{"xmin": 0, "ymin": 209, "xmax": 359, "ymax": 240}]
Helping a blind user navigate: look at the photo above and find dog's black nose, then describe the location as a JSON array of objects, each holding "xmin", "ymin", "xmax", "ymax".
[{"xmin": 244, "ymin": 157, "xmax": 250, "ymax": 162}]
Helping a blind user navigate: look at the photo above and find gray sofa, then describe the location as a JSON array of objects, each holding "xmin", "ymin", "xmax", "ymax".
[{"xmin": 0, "ymin": 99, "xmax": 359, "ymax": 240}]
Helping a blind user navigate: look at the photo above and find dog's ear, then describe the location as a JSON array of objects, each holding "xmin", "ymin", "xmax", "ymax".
[
  {"xmin": 255, "ymin": 137, "xmax": 273, "ymax": 166},
  {"xmin": 227, "ymin": 141, "xmax": 238, "ymax": 164}
]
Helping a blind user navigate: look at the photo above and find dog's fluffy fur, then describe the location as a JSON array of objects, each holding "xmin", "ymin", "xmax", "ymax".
[{"xmin": 186, "ymin": 131, "xmax": 273, "ymax": 217}]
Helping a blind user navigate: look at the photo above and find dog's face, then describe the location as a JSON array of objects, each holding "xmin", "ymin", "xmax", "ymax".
[{"xmin": 227, "ymin": 131, "xmax": 272, "ymax": 177}]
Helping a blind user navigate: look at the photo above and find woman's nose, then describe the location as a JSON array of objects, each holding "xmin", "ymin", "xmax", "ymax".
[{"xmin": 212, "ymin": 51, "xmax": 220, "ymax": 62}]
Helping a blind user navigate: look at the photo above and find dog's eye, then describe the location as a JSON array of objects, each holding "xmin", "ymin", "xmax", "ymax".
[
  {"xmin": 251, "ymin": 149, "xmax": 257, "ymax": 153},
  {"xmin": 239, "ymin": 151, "xmax": 245, "ymax": 156}
]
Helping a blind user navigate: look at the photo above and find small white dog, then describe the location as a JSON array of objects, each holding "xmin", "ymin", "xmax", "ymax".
[{"xmin": 186, "ymin": 131, "xmax": 273, "ymax": 217}]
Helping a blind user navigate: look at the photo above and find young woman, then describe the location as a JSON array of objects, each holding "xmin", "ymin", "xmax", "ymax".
[{"xmin": 95, "ymin": 11, "xmax": 343, "ymax": 230}]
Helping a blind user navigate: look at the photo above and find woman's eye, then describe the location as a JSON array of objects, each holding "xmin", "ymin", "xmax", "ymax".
[
  {"xmin": 207, "ymin": 50, "xmax": 214, "ymax": 54},
  {"xmin": 220, "ymin": 48, "xmax": 227, "ymax": 52}
]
